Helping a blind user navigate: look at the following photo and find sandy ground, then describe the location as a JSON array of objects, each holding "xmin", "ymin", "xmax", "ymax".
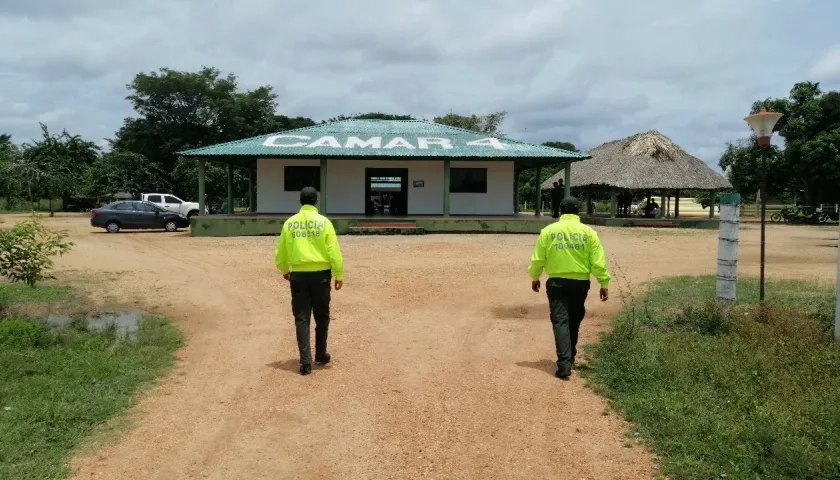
[{"xmin": 4, "ymin": 214, "xmax": 837, "ymax": 479}]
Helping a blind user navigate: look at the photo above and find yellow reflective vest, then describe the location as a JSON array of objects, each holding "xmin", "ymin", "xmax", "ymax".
[
  {"xmin": 275, "ymin": 205, "xmax": 344, "ymax": 281},
  {"xmin": 528, "ymin": 214, "xmax": 610, "ymax": 288}
]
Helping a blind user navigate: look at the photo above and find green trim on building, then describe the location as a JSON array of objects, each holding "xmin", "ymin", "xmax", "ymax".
[{"xmin": 178, "ymin": 120, "xmax": 590, "ymax": 171}]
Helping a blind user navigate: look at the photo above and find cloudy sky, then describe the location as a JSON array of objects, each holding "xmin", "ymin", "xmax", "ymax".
[{"xmin": 1, "ymin": 0, "xmax": 838, "ymax": 170}]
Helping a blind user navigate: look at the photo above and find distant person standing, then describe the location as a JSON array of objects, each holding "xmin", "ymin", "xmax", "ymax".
[
  {"xmin": 551, "ymin": 181, "xmax": 563, "ymax": 218},
  {"xmin": 275, "ymin": 187, "xmax": 344, "ymax": 376},
  {"xmin": 528, "ymin": 197, "xmax": 610, "ymax": 379}
]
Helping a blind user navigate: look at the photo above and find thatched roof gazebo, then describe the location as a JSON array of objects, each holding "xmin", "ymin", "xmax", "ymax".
[{"xmin": 541, "ymin": 130, "xmax": 731, "ymax": 218}]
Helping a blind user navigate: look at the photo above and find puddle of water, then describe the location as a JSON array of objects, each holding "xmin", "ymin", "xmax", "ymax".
[{"xmin": 45, "ymin": 311, "xmax": 145, "ymax": 337}]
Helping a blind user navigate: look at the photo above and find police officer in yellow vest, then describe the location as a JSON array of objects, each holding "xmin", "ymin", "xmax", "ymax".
[
  {"xmin": 528, "ymin": 197, "xmax": 610, "ymax": 379},
  {"xmin": 275, "ymin": 187, "xmax": 344, "ymax": 376}
]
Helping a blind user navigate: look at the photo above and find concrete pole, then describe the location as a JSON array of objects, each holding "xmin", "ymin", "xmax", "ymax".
[
  {"xmin": 835, "ymin": 220, "xmax": 840, "ymax": 340},
  {"xmin": 716, "ymin": 193, "xmax": 741, "ymax": 301},
  {"xmin": 443, "ymin": 159, "xmax": 451, "ymax": 216},
  {"xmin": 586, "ymin": 189, "xmax": 594, "ymax": 215},
  {"xmin": 666, "ymin": 195, "xmax": 671, "ymax": 218},
  {"xmin": 319, "ymin": 158, "xmax": 328, "ymax": 214},
  {"xmin": 564, "ymin": 162, "xmax": 571, "ymax": 198},
  {"xmin": 534, "ymin": 167, "xmax": 542, "ymax": 217},
  {"xmin": 610, "ymin": 190, "xmax": 618, "ymax": 218},
  {"xmin": 197, "ymin": 159, "xmax": 206, "ymax": 215}
]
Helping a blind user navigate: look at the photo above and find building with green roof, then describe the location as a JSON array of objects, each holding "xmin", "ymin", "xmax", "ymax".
[{"xmin": 179, "ymin": 119, "xmax": 588, "ymax": 235}]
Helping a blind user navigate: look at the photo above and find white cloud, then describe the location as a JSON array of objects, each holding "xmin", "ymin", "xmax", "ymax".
[
  {"xmin": 0, "ymin": 0, "xmax": 837, "ymax": 172},
  {"xmin": 810, "ymin": 45, "xmax": 840, "ymax": 81}
]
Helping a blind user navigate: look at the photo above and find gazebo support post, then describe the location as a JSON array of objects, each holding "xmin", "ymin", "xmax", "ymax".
[
  {"xmin": 610, "ymin": 190, "xmax": 618, "ymax": 218},
  {"xmin": 226, "ymin": 162, "xmax": 234, "ymax": 215},
  {"xmin": 660, "ymin": 192, "xmax": 666, "ymax": 218},
  {"xmin": 534, "ymin": 167, "xmax": 542, "ymax": 217},
  {"xmin": 709, "ymin": 191, "xmax": 715, "ymax": 218},
  {"xmin": 197, "ymin": 159, "xmax": 206, "ymax": 216},
  {"xmin": 586, "ymin": 188, "xmax": 594, "ymax": 215},
  {"xmin": 675, "ymin": 189, "xmax": 681, "ymax": 218},
  {"xmin": 564, "ymin": 162, "xmax": 571, "ymax": 198}
]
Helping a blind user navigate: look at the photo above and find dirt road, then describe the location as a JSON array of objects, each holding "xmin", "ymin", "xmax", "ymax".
[{"xmin": 7, "ymin": 214, "xmax": 835, "ymax": 479}]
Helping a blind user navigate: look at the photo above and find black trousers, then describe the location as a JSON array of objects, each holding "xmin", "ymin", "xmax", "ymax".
[
  {"xmin": 289, "ymin": 270, "xmax": 331, "ymax": 366},
  {"xmin": 546, "ymin": 278, "xmax": 590, "ymax": 369}
]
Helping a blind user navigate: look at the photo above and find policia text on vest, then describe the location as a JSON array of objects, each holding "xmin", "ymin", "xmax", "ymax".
[
  {"xmin": 275, "ymin": 187, "xmax": 344, "ymax": 376},
  {"xmin": 528, "ymin": 197, "xmax": 611, "ymax": 380}
]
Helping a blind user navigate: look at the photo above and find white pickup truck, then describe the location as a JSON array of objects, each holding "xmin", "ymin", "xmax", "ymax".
[{"xmin": 140, "ymin": 193, "xmax": 205, "ymax": 218}]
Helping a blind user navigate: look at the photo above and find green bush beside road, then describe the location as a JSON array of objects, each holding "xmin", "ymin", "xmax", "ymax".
[{"xmin": 584, "ymin": 276, "xmax": 840, "ymax": 480}]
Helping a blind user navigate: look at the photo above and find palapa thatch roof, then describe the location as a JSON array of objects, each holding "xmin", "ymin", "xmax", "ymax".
[{"xmin": 541, "ymin": 130, "xmax": 732, "ymax": 191}]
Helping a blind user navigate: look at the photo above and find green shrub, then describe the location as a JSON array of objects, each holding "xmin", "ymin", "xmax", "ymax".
[
  {"xmin": 0, "ymin": 317, "xmax": 48, "ymax": 348},
  {"xmin": 585, "ymin": 276, "xmax": 840, "ymax": 479},
  {"xmin": 0, "ymin": 216, "xmax": 73, "ymax": 287}
]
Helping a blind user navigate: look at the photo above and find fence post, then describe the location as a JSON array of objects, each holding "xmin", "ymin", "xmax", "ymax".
[{"xmin": 716, "ymin": 193, "xmax": 741, "ymax": 301}]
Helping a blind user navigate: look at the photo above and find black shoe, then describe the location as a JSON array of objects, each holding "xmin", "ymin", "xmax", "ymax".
[
  {"xmin": 555, "ymin": 366, "xmax": 572, "ymax": 379},
  {"xmin": 299, "ymin": 364, "xmax": 312, "ymax": 376},
  {"xmin": 315, "ymin": 353, "xmax": 331, "ymax": 365}
]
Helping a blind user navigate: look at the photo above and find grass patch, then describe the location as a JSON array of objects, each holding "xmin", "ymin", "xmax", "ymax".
[
  {"xmin": 584, "ymin": 276, "xmax": 840, "ymax": 479},
  {"xmin": 0, "ymin": 285, "xmax": 183, "ymax": 479}
]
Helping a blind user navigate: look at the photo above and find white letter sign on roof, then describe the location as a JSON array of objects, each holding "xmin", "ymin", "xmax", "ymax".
[
  {"xmin": 383, "ymin": 137, "xmax": 416, "ymax": 149},
  {"xmin": 307, "ymin": 136, "xmax": 342, "ymax": 148},
  {"xmin": 263, "ymin": 135, "xmax": 310, "ymax": 147},
  {"xmin": 345, "ymin": 136, "xmax": 382, "ymax": 148},
  {"xmin": 466, "ymin": 138, "xmax": 506, "ymax": 149},
  {"xmin": 417, "ymin": 137, "xmax": 453, "ymax": 149}
]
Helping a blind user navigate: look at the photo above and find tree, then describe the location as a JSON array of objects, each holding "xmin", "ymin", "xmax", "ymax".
[
  {"xmin": 433, "ymin": 112, "xmax": 506, "ymax": 136},
  {"xmin": 84, "ymin": 150, "xmax": 169, "ymax": 198},
  {"xmin": 324, "ymin": 112, "xmax": 416, "ymax": 123},
  {"xmin": 718, "ymin": 139, "xmax": 785, "ymax": 199},
  {"xmin": 275, "ymin": 115, "xmax": 317, "ymax": 131},
  {"xmin": 0, "ymin": 217, "xmax": 73, "ymax": 287},
  {"xmin": 112, "ymin": 66, "xmax": 281, "ymax": 197},
  {"xmin": 0, "ymin": 134, "xmax": 22, "ymax": 210},
  {"xmin": 734, "ymin": 81, "xmax": 840, "ymax": 205},
  {"xmin": 20, "ymin": 124, "xmax": 100, "ymax": 212},
  {"xmin": 515, "ymin": 141, "xmax": 579, "ymax": 209}
]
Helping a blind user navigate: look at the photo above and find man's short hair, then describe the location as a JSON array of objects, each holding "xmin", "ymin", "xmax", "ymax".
[
  {"xmin": 559, "ymin": 196, "xmax": 581, "ymax": 215},
  {"xmin": 300, "ymin": 187, "xmax": 318, "ymax": 206}
]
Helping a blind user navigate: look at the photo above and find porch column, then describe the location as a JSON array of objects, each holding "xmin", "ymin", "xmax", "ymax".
[
  {"xmin": 226, "ymin": 162, "xmax": 234, "ymax": 214},
  {"xmin": 248, "ymin": 169, "xmax": 256, "ymax": 212},
  {"xmin": 564, "ymin": 162, "xmax": 572, "ymax": 198},
  {"xmin": 513, "ymin": 170, "xmax": 520, "ymax": 214},
  {"xmin": 320, "ymin": 158, "xmax": 328, "ymax": 214},
  {"xmin": 534, "ymin": 167, "xmax": 542, "ymax": 217},
  {"xmin": 443, "ymin": 159, "xmax": 451, "ymax": 216},
  {"xmin": 675, "ymin": 189, "xmax": 681, "ymax": 218},
  {"xmin": 610, "ymin": 190, "xmax": 618, "ymax": 218},
  {"xmin": 197, "ymin": 159, "xmax": 206, "ymax": 215}
]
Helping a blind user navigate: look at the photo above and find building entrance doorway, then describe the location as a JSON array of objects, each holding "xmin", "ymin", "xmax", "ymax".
[{"xmin": 365, "ymin": 168, "xmax": 408, "ymax": 216}]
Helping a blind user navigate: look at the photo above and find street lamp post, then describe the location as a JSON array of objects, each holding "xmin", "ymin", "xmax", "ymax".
[{"xmin": 744, "ymin": 108, "xmax": 783, "ymax": 302}]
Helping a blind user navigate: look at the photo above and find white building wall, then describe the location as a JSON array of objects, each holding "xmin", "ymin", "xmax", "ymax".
[
  {"xmin": 256, "ymin": 158, "xmax": 514, "ymax": 216},
  {"xmin": 256, "ymin": 158, "xmax": 320, "ymax": 213},
  {"xmin": 449, "ymin": 161, "xmax": 514, "ymax": 216},
  {"xmin": 327, "ymin": 160, "xmax": 443, "ymax": 215}
]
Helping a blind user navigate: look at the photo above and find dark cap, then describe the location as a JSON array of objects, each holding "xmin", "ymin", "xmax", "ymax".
[
  {"xmin": 300, "ymin": 187, "xmax": 318, "ymax": 205},
  {"xmin": 559, "ymin": 196, "xmax": 581, "ymax": 213}
]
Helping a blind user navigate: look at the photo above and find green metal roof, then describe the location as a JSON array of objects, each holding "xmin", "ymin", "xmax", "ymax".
[{"xmin": 178, "ymin": 120, "xmax": 589, "ymax": 170}]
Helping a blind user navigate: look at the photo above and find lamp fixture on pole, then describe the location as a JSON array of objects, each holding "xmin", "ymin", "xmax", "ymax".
[{"xmin": 744, "ymin": 108, "xmax": 783, "ymax": 302}]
